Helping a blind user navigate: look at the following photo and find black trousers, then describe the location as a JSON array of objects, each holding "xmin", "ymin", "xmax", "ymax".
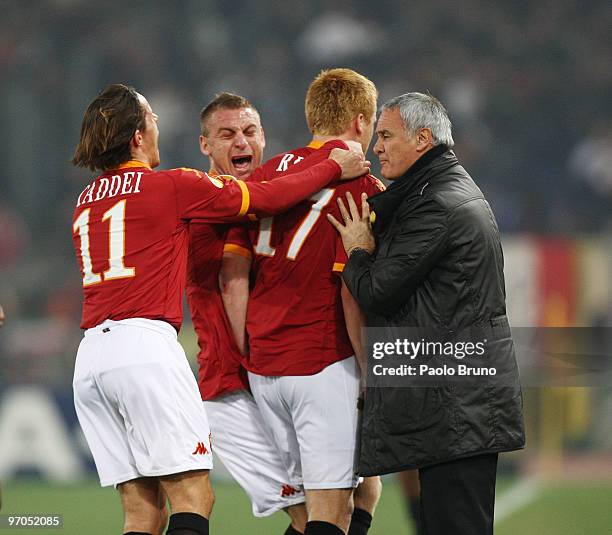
[{"xmin": 419, "ymin": 453, "xmax": 498, "ymax": 535}]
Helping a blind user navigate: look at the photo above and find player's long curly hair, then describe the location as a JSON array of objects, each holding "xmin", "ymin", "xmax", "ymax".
[
  {"xmin": 72, "ymin": 84, "xmax": 146, "ymax": 172},
  {"xmin": 305, "ymin": 68, "xmax": 378, "ymax": 136}
]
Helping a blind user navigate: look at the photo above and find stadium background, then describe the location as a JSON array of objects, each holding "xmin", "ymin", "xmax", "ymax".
[{"xmin": 0, "ymin": 0, "xmax": 611, "ymax": 533}]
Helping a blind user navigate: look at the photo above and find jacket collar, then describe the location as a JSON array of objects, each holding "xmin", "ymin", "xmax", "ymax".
[{"xmin": 369, "ymin": 144, "xmax": 454, "ymax": 229}]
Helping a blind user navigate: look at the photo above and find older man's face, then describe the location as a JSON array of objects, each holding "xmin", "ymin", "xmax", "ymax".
[{"xmin": 373, "ymin": 107, "xmax": 421, "ymax": 180}]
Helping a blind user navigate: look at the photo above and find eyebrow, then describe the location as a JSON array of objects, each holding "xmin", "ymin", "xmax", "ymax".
[
  {"xmin": 217, "ymin": 127, "xmax": 237, "ymax": 134},
  {"xmin": 216, "ymin": 124, "xmax": 258, "ymax": 134}
]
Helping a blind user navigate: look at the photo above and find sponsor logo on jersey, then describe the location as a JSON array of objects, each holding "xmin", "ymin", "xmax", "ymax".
[
  {"xmin": 191, "ymin": 441, "xmax": 209, "ymax": 455},
  {"xmin": 208, "ymin": 174, "xmax": 224, "ymax": 188}
]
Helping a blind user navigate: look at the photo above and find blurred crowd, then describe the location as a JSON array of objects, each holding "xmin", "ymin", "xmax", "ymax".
[{"xmin": 1, "ymin": 0, "xmax": 611, "ymax": 384}]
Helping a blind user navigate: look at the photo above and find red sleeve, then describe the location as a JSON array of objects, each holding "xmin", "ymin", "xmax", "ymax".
[
  {"xmin": 244, "ymin": 159, "xmax": 341, "ymax": 218},
  {"xmin": 173, "ymin": 161, "xmax": 341, "ymax": 223},
  {"xmin": 172, "ymin": 168, "xmax": 247, "ymax": 222},
  {"xmin": 223, "ymin": 225, "xmax": 252, "ymax": 259},
  {"xmin": 333, "ymin": 237, "xmax": 348, "ymax": 274}
]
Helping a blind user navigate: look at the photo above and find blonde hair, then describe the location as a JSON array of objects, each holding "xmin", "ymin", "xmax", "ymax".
[{"xmin": 305, "ymin": 68, "xmax": 378, "ymax": 136}]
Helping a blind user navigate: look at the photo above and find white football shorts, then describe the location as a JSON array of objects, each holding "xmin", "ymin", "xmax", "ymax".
[
  {"xmin": 248, "ymin": 356, "xmax": 360, "ymax": 490},
  {"xmin": 73, "ymin": 318, "xmax": 213, "ymax": 487},
  {"xmin": 204, "ymin": 390, "xmax": 305, "ymax": 516}
]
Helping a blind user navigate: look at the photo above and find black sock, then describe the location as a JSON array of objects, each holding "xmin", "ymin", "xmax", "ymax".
[
  {"xmin": 166, "ymin": 512, "xmax": 209, "ymax": 535},
  {"xmin": 304, "ymin": 521, "xmax": 344, "ymax": 535},
  {"xmin": 284, "ymin": 524, "xmax": 304, "ymax": 535},
  {"xmin": 408, "ymin": 497, "xmax": 423, "ymax": 535},
  {"xmin": 348, "ymin": 507, "xmax": 372, "ymax": 535}
]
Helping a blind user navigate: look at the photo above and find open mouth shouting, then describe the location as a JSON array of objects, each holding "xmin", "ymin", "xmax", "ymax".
[{"xmin": 231, "ymin": 154, "xmax": 253, "ymax": 176}]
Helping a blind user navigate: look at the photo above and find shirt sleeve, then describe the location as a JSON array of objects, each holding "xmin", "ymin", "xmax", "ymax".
[
  {"xmin": 244, "ymin": 159, "xmax": 341, "ymax": 218},
  {"xmin": 173, "ymin": 160, "xmax": 342, "ymax": 223},
  {"xmin": 223, "ymin": 225, "xmax": 253, "ymax": 259},
  {"xmin": 173, "ymin": 168, "xmax": 247, "ymax": 222},
  {"xmin": 333, "ymin": 237, "xmax": 347, "ymax": 274}
]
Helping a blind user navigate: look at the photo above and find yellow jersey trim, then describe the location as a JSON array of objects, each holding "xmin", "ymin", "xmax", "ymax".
[
  {"xmin": 236, "ymin": 180, "xmax": 250, "ymax": 217},
  {"xmin": 332, "ymin": 262, "xmax": 345, "ymax": 272},
  {"xmin": 307, "ymin": 140, "xmax": 326, "ymax": 149},
  {"xmin": 223, "ymin": 244, "xmax": 252, "ymax": 259},
  {"xmin": 116, "ymin": 160, "xmax": 151, "ymax": 170}
]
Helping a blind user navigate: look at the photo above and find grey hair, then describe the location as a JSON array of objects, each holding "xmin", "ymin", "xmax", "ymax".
[{"xmin": 381, "ymin": 92, "xmax": 454, "ymax": 147}]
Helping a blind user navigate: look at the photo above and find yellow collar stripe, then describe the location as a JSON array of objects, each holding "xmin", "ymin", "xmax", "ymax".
[
  {"xmin": 307, "ymin": 140, "xmax": 326, "ymax": 149},
  {"xmin": 120, "ymin": 160, "xmax": 151, "ymax": 170}
]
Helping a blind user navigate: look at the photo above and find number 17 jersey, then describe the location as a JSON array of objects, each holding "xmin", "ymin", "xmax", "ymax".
[{"xmin": 225, "ymin": 140, "xmax": 384, "ymax": 376}]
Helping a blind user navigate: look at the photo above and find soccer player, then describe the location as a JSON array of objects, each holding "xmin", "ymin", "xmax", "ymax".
[
  {"xmin": 187, "ymin": 92, "xmax": 308, "ymax": 534},
  {"xmin": 222, "ymin": 69, "xmax": 384, "ymax": 535},
  {"xmin": 70, "ymin": 84, "xmax": 369, "ymax": 535}
]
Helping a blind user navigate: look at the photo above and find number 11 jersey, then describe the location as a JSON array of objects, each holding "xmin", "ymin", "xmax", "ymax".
[{"xmin": 72, "ymin": 157, "xmax": 342, "ymax": 331}]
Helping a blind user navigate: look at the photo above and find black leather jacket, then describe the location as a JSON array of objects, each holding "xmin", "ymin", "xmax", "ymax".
[{"xmin": 344, "ymin": 145, "xmax": 525, "ymax": 475}]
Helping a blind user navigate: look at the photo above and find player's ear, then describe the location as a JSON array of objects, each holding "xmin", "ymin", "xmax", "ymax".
[
  {"xmin": 132, "ymin": 129, "xmax": 144, "ymax": 148},
  {"xmin": 260, "ymin": 127, "xmax": 266, "ymax": 150},
  {"xmin": 354, "ymin": 114, "xmax": 365, "ymax": 136},
  {"xmin": 200, "ymin": 135, "xmax": 211, "ymax": 157}
]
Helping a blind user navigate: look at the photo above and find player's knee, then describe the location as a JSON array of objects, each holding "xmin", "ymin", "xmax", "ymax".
[{"xmin": 353, "ymin": 477, "xmax": 382, "ymax": 514}]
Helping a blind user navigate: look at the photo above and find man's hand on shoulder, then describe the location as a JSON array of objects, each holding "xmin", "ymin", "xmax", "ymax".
[
  {"xmin": 327, "ymin": 192, "xmax": 376, "ymax": 255},
  {"xmin": 329, "ymin": 145, "xmax": 371, "ymax": 180}
]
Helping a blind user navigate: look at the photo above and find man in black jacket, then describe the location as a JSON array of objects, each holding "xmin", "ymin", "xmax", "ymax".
[{"xmin": 328, "ymin": 93, "xmax": 525, "ymax": 535}]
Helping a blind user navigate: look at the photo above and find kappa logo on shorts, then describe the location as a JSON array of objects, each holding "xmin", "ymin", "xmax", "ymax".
[
  {"xmin": 280, "ymin": 484, "xmax": 300, "ymax": 498},
  {"xmin": 191, "ymin": 441, "xmax": 209, "ymax": 455}
]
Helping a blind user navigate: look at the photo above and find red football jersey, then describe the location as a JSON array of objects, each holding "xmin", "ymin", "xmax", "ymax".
[
  {"xmin": 73, "ymin": 158, "xmax": 342, "ymax": 331},
  {"xmin": 187, "ymin": 219, "xmax": 248, "ymax": 400},
  {"xmin": 225, "ymin": 141, "xmax": 384, "ymax": 376}
]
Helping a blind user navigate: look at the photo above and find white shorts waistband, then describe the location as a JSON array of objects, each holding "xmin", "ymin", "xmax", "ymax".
[{"xmin": 84, "ymin": 318, "xmax": 177, "ymax": 339}]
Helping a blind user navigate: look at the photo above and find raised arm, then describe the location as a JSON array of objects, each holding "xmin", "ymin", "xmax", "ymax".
[
  {"xmin": 243, "ymin": 147, "xmax": 370, "ymax": 218},
  {"xmin": 177, "ymin": 147, "xmax": 370, "ymax": 223}
]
